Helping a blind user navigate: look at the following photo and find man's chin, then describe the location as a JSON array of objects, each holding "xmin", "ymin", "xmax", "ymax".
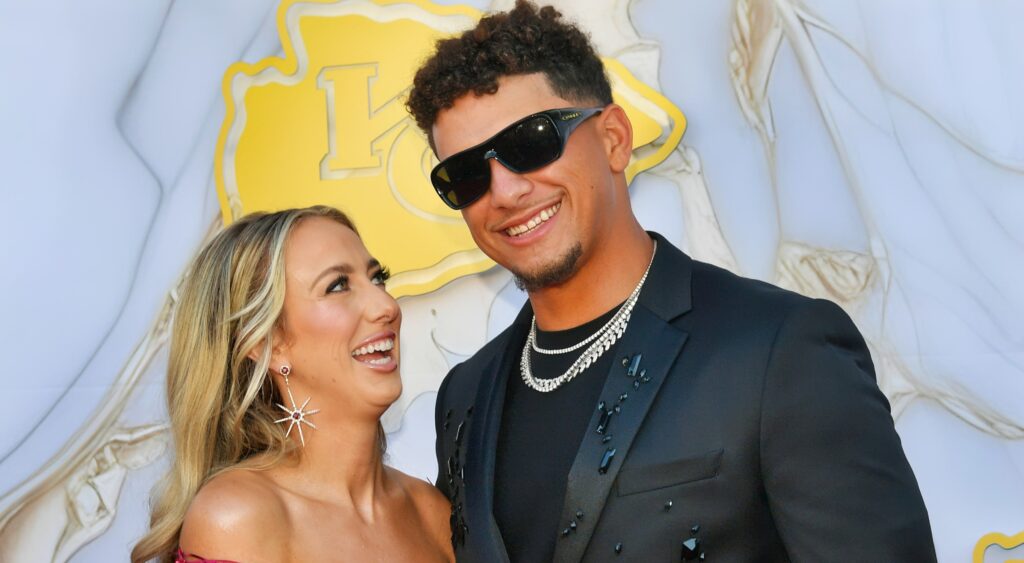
[{"xmin": 510, "ymin": 242, "xmax": 583, "ymax": 292}]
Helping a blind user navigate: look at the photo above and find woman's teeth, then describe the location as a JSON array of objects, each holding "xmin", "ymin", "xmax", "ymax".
[
  {"xmin": 351, "ymin": 338, "xmax": 395, "ymax": 360},
  {"xmin": 352, "ymin": 338, "xmax": 394, "ymax": 356},
  {"xmin": 506, "ymin": 202, "xmax": 560, "ymax": 237}
]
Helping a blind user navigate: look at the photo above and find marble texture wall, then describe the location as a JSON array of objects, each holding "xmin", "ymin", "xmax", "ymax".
[{"xmin": 0, "ymin": 1, "xmax": 1020, "ymax": 561}]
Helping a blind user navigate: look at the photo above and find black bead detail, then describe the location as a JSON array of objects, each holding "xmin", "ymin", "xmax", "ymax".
[
  {"xmin": 449, "ymin": 500, "xmax": 468, "ymax": 548},
  {"xmin": 664, "ymin": 499, "xmax": 673, "ymax": 511},
  {"xmin": 445, "ymin": 410, "xmax": 472, "ymax": 551},
  {"xmin": 454, "ymin": 421, "xmax": 465, "ymax": 446},
  {"xmin": 626, "ymin": 354, "xmax": 642, "ymax": 377},
  {"xmin": 576, "ymin": 509, "xmax": 584, "ymax": 519},
  {"xmin": 681, "ymin": 537, "xmax": 701, "ymax": 560},
  {"xmin": 598, "ymin": 448, "xmax": 617, "ymax": 474},
  {"xmin": 596, "ymin": 405, "xmax": 616, "ymax": 435},
  {"xmin": 615, "ymin": 542, "xmax": 623, "ymax": 554}
]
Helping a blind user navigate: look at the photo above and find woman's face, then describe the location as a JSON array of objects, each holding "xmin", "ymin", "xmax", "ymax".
[{"xmin": 277, "ymin": 216, "xmax": 402, "ymax": 416}]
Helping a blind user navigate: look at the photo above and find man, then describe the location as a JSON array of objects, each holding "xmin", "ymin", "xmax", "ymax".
[{"xmin": 407, "ymin": 2, "xmax": 936, "ymax": 561}]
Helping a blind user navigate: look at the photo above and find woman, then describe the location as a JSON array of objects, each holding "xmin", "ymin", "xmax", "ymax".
[{"xmin": 131, "ymin": 206, "xmax": 453, "ymax": 563}]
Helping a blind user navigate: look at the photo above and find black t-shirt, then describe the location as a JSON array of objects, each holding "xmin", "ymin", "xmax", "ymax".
[{"xmin": 493, "ymin": 304, "xmax": 624, "ymax": 562}]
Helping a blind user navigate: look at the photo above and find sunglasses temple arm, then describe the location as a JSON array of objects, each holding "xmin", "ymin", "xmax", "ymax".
[{"xmin": 556, "ymin": 108, "xmax": 603, "ymax": 139}]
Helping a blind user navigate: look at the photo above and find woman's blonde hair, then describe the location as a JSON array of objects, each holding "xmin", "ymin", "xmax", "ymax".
[{"xmin": 132, "ymin": 206, "xmax": 359, "ymax": 563}]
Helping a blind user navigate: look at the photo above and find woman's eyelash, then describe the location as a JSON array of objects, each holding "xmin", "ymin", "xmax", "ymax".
[
  {"xmin": 327, "ymin": 266, "xmax": 390, "ymax": 293},
  {"xmin": 327, "ymin": 275, "xmax": 349, "ymax": 293}
]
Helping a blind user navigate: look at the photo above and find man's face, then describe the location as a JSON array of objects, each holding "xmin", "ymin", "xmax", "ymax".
[{"xmin": 431, "ymin": 74, "xmax": 618, "ymax": 291}]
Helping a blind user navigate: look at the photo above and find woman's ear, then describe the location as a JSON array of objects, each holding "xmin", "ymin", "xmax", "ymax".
[
  {"xmin": 599, "ymin": 104, "xmax": 634, "ymax": 173},
  {"xmin": 246, "ymin": 326, "xmax": 291, "ymax": 374}
]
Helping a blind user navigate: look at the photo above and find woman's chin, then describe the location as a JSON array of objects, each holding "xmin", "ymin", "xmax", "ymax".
[{"xmin": 367, "ymin": 375, "xmax": 404, "ymax": 410}]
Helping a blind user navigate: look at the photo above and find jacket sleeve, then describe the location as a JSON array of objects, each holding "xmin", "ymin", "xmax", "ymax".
[{"xmin": 760, "ymin": 298, "xmax": 936, "ymax": 561}]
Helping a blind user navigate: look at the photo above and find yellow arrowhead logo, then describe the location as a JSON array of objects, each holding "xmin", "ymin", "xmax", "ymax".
[
  {"xmin": 215, "ymin": 0, "xmax": 685, "ymax": 298},
  {"xmin": 974, "ymin": 531, "xmax": 1024, "ymax": 562}
]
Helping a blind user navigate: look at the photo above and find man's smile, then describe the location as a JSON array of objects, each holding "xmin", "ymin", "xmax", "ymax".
[{"xmin": 504, "ymin": 201, "xmax": 561, "ymax": 237}]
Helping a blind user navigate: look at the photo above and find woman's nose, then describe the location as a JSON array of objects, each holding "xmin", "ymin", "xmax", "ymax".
[{"xmin": 368, "ymin": 285, "xmax": 400, "ymax": 325}]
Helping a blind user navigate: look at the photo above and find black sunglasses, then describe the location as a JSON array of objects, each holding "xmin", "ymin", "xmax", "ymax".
[{"xmin": 430, "ymin": 107, "xmax": 604, "ymax": 209}]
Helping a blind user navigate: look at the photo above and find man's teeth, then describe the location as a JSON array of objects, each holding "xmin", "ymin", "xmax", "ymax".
[
  {"xmin": 351, "ymin": 338, "xmax": 395, "ymax": 358},
  {"xmin": 506, "ymin": 203, "xmax": 560, "ymax": 237}
]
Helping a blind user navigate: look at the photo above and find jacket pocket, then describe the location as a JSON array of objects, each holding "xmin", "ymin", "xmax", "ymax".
[{"xmin": 615, "ymin": 448, "xmax": 724, "ymax": 496}]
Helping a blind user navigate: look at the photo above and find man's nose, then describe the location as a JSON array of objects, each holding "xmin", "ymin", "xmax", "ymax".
[{"xmin": 486, "ymin": 158, "xmax": 532, "ymax": 207}]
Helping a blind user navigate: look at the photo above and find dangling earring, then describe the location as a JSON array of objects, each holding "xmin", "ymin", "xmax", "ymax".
[{"xmin": 273, "ymin": 365, "xmax": 320, "ymax": 447}]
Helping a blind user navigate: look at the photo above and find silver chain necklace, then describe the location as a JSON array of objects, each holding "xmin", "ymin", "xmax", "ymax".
[
  {"xmin": 520, "ymin": 240, "xmax": 657, "ymax": 393},
  {"xmin": 530, "ymin": 303, "xmax": 619, "ymax": 355}
]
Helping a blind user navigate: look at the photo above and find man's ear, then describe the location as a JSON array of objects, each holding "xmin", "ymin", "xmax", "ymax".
[{"xmin": 599, "ymin": 104, "xmax": 633, "ymax": 174}]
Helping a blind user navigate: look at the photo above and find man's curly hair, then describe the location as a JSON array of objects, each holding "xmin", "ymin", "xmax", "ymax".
[{"xmin": 407, "ymin": 0, "xmax": 612, "ymax": 150}]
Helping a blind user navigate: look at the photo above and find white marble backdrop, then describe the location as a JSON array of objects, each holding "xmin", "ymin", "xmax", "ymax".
[{"xmin": 0, "ymin": 1, "xmax": 1021, "ymax": 561}]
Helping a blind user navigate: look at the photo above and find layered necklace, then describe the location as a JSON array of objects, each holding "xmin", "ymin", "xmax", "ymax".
[{"xmin": 520, "ymin": 240, "xmax": 657, "ymax": 393}]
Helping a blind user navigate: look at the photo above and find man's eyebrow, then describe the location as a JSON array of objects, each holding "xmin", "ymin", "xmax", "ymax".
[{"xmin": 311, "ymin": 263, "xmax": 354, "ymax": 290}]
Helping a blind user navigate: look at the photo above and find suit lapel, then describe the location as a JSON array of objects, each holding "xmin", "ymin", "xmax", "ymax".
[
  {"xmin": 551, "ymin": 306, "xmax": 689, "ymax": 562},
  {"xmin": 461, "ymin": 308, "xmax": 531, "ymax": 563},
  {"xmin": 552, "ymin": 233, "xmax": 694, "ymax": 563}
]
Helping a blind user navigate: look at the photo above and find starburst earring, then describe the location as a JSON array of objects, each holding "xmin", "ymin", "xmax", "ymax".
[{"xmin": 273, "ymin": 365, "xmax": 320, "ymax": 447}]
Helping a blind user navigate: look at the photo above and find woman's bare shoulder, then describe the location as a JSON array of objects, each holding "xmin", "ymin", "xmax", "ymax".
[
  {"xmin": 179, "ymin": 468, "xmax": 289, "ymax": 562},
  {"xmin": 387, "ymin": 467, "xmax": 454, "ymax": 560},
  {"xmin": 389, "ymin": 467, "xmax": 449, "ymax": 512}
]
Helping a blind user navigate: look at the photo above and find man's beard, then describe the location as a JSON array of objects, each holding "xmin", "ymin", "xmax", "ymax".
[{"xmin": 511, "ymin": 242, "xmax": 583, "ymax": 292}]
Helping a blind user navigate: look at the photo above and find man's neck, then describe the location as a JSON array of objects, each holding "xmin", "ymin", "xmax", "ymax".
[{"xmin": 529, "ymin": 223, "xmax": 654, "ymax": 331}]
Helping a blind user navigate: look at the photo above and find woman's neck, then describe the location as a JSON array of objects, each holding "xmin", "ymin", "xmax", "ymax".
[{"xmin": 276, "ymin": 414, "xmax": 389, "ymax": 521}]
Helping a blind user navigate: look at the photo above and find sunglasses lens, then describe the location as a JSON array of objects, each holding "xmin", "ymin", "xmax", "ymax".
[
  {"xmin": 494, "ymin": 115, "xmax": 562, "ymax": 172},
  {"xmin": 432, "ymin": 152, "xmax": 490, "ymax": 209},
  {"xmin": 430, "ymin": 112, "xmax": 573, "ymax": 209}
]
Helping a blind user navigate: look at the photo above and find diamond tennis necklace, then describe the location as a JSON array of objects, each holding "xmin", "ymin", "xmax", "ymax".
[{"xmin": 520, "ymin": 240, "xmax": 657, "ymax": 393}]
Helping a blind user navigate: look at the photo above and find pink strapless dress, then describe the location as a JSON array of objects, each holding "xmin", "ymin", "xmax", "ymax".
[{"xmin": 175, "ymin": 549, "xmax": 238, "ymax": 563}]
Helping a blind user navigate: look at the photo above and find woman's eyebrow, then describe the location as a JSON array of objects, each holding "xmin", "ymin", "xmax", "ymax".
[{"xmin": 311, "ymin": 263, "xmax": 353, "ymax": 290}]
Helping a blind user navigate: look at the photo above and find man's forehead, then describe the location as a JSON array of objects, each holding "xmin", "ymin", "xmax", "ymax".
[{"xmin": 431, "ymin": 74, "xmax": 571, "ymax": 159}]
